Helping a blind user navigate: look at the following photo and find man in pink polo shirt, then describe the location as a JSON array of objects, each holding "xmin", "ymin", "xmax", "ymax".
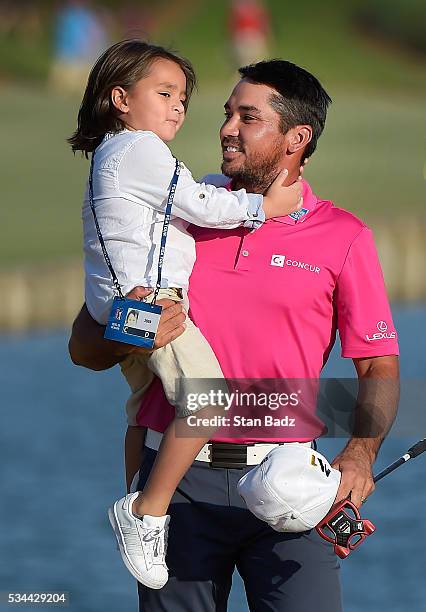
[{"xmin": 70, "ymin": 60, "xmax": 399, "ymax": 612}]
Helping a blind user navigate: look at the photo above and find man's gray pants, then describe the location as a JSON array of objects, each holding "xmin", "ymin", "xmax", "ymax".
[{"xmin": 137, "ymin": 447, "xmax": 343, "ymax": 612}]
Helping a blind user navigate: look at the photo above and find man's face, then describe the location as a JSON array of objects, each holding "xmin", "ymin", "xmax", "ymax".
[{"xmin": 220, "ymin": 79, "xmax": 287, "ymax": 192}]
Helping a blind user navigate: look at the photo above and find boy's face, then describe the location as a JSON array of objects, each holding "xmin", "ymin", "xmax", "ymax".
[
  {"xmin": 220, "ymin": 79, "xmax": 289, "ymax": 192},
  {"xmin": 113, "ymin": 58, "xmax": 187, "ymax": 142}
]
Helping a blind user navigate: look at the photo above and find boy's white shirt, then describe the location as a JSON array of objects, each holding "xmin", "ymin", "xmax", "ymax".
[{"xmin": 83, "ymin": 130, "xmax": 263, "ymax": 324}]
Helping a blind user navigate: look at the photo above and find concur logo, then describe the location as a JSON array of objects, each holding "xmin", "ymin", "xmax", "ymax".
[
  {"xmin": 365, "ymin": 320, "xmax": 397, "ymax": 342},
  {"xmin": 271, "ymin": 254, "xmax": 285, "ymax": 267},
  {"xmin": 270, "ymin": 254, "xmax": 321, "ymax": 274}
]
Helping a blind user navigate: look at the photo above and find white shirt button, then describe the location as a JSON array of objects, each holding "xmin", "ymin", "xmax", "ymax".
[
  {"xmin": 199, "ymin": 193, "xmax": 205, "ymax": 199},
  {"xmin": 242, "ymin": 250, "xmax": 249, "ymax": 257}
]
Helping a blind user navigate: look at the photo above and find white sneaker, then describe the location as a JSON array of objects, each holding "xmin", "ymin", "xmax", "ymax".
[{"xmin": 108, "ymin": 492, "xmax": 170, "ymax": 589}]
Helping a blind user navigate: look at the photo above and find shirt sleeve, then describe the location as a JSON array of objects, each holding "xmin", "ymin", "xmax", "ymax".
[
  {"xmin": 335, "ymin": 227, "xmax": 399, "ymax": 358},
  {"xmin": 118, "ymin": 132, "xmax": 264, "ymax": 229}
]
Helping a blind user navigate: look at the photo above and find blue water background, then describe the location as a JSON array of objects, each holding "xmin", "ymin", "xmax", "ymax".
[{"xmin": 1, "ymin": 305, "xmax": 425, "ymax": 611}]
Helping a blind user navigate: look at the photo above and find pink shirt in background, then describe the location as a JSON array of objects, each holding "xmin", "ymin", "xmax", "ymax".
[{"xmin": 136, "ymin": 179, "xmax": 399, "ymax": 442}]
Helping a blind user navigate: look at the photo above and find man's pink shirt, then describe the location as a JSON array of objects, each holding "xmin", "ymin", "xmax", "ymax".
[{"xmin": 136, "ymin": 180, "xmax": 399, "ymax": 442}]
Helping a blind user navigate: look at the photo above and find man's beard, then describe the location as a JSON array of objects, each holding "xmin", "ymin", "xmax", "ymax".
[{"xmin": 221, "ymin": 139, "xmax": 284, "ymax": 194}]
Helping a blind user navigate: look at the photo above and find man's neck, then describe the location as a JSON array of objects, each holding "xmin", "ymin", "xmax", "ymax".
[
  {"xmin": 231, "ymin": 178, "xmax": 265, "ymax": 194},
  {"xmin": 285, "ymin": 168, "xmax": 301, "ymax": 188},
  {"xmin": 231, "ymin": 166, "xmax": 301, "ymax": 194}
]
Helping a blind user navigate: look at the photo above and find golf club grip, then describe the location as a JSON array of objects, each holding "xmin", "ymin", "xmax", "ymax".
[
  {"xmin": 407, "ymin": 439, "xmax": 426, "ymax": 458},
  {"xmin": 373, "ymin": 439, "xmax": 426, "ymax": 483}
]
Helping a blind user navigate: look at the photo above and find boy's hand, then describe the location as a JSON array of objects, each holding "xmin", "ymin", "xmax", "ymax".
[
  {"xmin": 263, "ymin": 169, "xmax": 303, "ymax": 220},
  {"xmin": 125, "ymin": 286, "xmax": 153, "ymax": 300}
]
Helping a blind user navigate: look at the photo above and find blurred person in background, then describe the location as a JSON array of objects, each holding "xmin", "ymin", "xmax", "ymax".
[
  {"xmin": 0, "ymin": 0, "xmax": 42, "ymax": 37},
  {"xmin": 119, "ymin": 1, "xmax": 155, "ymax": 40},
  {"xmin": 49, "ymin": 0, "xmax": 109, "ymax": 94},
  {"xmin": 228, "ymin": 0, "xmax": 270, "ymax": 67}
]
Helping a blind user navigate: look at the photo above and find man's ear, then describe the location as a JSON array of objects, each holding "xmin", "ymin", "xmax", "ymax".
[
  {"xmin": 286, "ymin": 125, "xmax": 312, "ymax": 154},
  {"xmin": 111, "ymin": 86, "xmax": 129, "ymax": 114}
]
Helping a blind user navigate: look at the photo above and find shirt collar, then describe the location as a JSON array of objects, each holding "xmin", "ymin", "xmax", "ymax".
[
  {"xmin": 103, "ymin": 131, "xmax": 115, "ymax": 142},
  {"xmin": 226, "ymin": 178, "xmax": 319, "ymax": 225},
  {"xmin": 271, "ymin": 179, "xmax": 318, "ymax": 225},
  {"xmin": 103, "ymin": 128, "xmax": 130, "ymax": 142}
]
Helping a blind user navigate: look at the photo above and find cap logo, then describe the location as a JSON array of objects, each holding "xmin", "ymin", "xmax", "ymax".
[{"xmin": 310, "ymin": 454, "xmax": 331, "ymax": 477}]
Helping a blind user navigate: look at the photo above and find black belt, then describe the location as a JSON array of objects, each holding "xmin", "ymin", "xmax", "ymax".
[
  {"xmin": 210, "ymin": 442, "xmax": 278, "ymax": 469},
  {"xmin": 210, "ymin": 439, "xmax": 317, "ymax": 469}
]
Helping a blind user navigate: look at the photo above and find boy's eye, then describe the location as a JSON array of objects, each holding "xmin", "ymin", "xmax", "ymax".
[{"xmin": 159, "ymin": 92, "xmax": 171, "ymax": 98}]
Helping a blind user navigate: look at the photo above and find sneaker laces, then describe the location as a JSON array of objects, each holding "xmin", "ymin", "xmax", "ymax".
[
  {"xmin": 152, "ymin": 530, "xmax": 165, "ymax": 561},
  {"xmin": 140, "ymin": 525, "xmax": 167, "ymax": 567}
]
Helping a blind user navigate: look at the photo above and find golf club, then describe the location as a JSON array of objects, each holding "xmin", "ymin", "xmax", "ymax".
[{"xmin": 316, "ymin": 439, "xmax": 426, "ymax": 557}]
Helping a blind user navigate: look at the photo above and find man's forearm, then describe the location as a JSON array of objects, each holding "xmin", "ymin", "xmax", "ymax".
[
  {"xmin": 332, "ymin": 355, "xmax": 400, "ymax": 506},
  {"xmin": 349, "ymin": 355, "xmax": 400, "ymax": 460}
]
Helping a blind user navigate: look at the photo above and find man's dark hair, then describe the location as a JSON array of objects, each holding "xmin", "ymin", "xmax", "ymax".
[{"xmin": 239, "ymin": 60, "xmax": 332, "ymax": 160}]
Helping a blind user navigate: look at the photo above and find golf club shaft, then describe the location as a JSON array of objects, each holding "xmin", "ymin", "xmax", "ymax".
[
  {"xmin": 374, "ymin": 457, "xmax": 407, "ymax": 483},
  {"xmin": 373, "ymin": 438, "xmax": 426, "ymax": 484}
]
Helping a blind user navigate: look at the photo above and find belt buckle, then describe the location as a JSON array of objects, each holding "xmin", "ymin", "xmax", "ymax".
[{"xmin": 210, "ymin": 442, "xmax": 248, "ymax": 469}]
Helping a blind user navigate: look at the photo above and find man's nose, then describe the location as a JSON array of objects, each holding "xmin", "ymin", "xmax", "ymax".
[{"xmin": 221, "ymin": 117, "xmax": 239, "ymax": 138}]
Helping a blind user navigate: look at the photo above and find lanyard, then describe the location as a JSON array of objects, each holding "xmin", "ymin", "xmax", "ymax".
[{"xmin": 88, "ymin": 152, "xmax": 181, "ymax": 305}]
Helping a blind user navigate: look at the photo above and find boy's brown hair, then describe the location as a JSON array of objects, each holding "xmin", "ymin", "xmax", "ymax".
[{"xmin": 68, "ymin": 39, "xmax": 196, "ymax": 157}]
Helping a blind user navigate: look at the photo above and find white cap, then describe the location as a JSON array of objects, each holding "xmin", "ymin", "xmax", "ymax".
[{"xmin": 237, "ymin": 445, "xmax": 341, "ymax": 532}]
